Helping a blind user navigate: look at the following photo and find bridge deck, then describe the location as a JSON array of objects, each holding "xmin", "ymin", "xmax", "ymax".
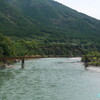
[
  {"xmin": 0, "ymin": 56, "xmax": 99, "ymax": 60},
  {"xmin": 0, "ymin": 56, "xmax": 43, "ymax": 60}
]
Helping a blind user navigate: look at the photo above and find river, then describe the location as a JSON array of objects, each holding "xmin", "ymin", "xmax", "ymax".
[{"xmin": 0, "ymin": 58, "xmax": 100, "ymax": 100}]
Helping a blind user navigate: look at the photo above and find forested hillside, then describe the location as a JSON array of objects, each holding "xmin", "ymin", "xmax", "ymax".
[
  {"xmin": 0, "ymin": 0, "xmax": 100, "ymax": 59},
  {"xmin": 0, "ymin": 0, "xmax": 100, "ymax": 43}
]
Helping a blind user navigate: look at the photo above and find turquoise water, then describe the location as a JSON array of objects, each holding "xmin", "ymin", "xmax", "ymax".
[{"xmin": 0, "ymin": 58, "xmax": 100, "ymax": 100}]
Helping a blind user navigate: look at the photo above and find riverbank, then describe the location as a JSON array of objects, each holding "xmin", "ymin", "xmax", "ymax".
[
  {"xmin": 81, "ymin": 51, "xmax": 100, "ymax": 67},
  {"xmin": 86, "ymin": 66, "xmax": 100, "ymax": 72}
]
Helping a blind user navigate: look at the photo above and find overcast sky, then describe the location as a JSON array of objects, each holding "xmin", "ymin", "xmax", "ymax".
[{"xmin": 54, "ymin": 0, "xmax": 100, "ymax": 20}]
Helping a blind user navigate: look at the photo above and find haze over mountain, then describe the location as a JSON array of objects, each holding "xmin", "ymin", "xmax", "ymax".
[{"xmin": 0, "ymin": 0, "xmax": 100, "ymax": 42}]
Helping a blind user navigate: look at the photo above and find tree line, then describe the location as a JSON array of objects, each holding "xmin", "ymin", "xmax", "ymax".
[{"xmin": 1, "ymin": 34, "xmax": 100, "ymax": 59}]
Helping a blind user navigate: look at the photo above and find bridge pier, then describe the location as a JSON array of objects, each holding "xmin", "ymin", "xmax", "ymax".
[
  {"xmin": 2, "ymin": 59, "xmax": 8, "ymax": 68},
  {"xmin": 84, "ymin": 56, "xmax": 89, "ymax": 69},
  {"xmin": 85, "ymin": 62, "xmax": 88, "ymax": 69},
  {"xmin": 21, "ymin": 59, "xmax": 25, "ymax": 69}
]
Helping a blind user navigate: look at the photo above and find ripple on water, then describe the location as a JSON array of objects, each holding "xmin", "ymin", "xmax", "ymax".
[{"xmin": 0, "ymin": 58, "xmax": 100, "ymax": 100}]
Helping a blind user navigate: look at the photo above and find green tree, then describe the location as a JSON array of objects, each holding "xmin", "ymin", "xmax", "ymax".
[{"xmin": 0, "ymin": 34, "xmax": 15, "ymax": 57}]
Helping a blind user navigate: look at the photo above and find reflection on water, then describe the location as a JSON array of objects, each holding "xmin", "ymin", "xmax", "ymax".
[{"xmin": 0, "ymin": 58, "xmax": 100, "ymax": 100}]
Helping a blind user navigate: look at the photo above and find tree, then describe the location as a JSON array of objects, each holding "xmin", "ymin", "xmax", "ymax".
[{"xmin": 0, "ymin": 34, "xmax": 15, "ymax": 57}]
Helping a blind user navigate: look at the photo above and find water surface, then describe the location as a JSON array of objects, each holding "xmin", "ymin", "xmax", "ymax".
[{"xmin": 0, "ymin": 58, "xmax": 100, "ymax": 100}]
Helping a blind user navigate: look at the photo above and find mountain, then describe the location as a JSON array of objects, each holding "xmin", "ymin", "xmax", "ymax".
[{"xmin": 0, "ymin": 0, "xmax": 100, "ymax": 42}]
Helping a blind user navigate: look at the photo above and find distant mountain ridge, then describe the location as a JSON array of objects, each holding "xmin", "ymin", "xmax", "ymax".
[{"xmin": 0, "ymin": 0, "xmax": 100, "ymax": 42}]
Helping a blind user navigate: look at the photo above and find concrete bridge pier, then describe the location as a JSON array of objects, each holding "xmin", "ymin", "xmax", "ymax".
[{"xmin": 21, "ymin": 59, "xmax": 25, "ymax": 69}]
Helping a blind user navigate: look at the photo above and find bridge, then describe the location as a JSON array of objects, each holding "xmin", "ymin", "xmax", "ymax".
[
  {"xmin": 0, "ymin": 56, "xmax": 67, "ymax": 68},
  {"xmin": 0, "ymin": 55, "xmax": 98, "ymax": 69},
  {"xmin": 0, "ymin": 56, "xmax": 44, "ymax": 69}
]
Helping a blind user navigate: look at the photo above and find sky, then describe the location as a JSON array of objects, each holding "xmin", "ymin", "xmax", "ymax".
[{"xmin": 54, "ymin": 0, "xmax": 100, "ymax": 20}]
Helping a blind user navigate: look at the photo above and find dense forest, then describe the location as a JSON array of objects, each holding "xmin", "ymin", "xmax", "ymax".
[
  {"xmin": 1, "ymin": 34, "xmax": 100, "ymax": 58},
  {"xmin": 0, "ymin": 0, "xmax": 100, "ymax": 43}
]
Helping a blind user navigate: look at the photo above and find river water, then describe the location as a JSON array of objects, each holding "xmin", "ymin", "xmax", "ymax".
[{"xmin": 0, "ymin": 58, "xmax": 100, "ymax": 100}]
